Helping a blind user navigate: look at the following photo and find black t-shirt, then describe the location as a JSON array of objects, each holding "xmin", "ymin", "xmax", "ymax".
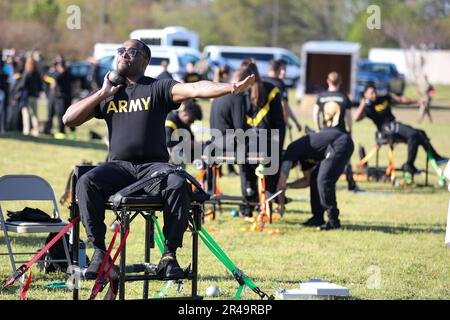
[
  {"xmin": 246, "ymin": 81, "xmax": 285, "ymax": 131},
  {"xmin": 316, "ymin": 91, "xmax": 352, "ymax": 133},
  {"xmin": 183, "ymin": 72, "xmax": 202, "ymax": 83},
  {"xmin": 210, "ymin": 93, "xmax": 247, "ymax": 153},
  {"xmin": 283, "ymin": 127, "xmax": 345, "ymax": 171},
  {"xmin": 263, "ymin": 77, "xmax": 288, "ymax": 101},
  {"xmin": 54, "ymin": 70, "xmax": 73, "ymax": 99},
  {"xmin": 165, "ymin": 111, "xmax": 193, "ymax": 148},
  {"xmin": 364, "ymin": 95, "xmax": 396, "ymax": 131},
  {"xmin": 23, "ymin": 71, "xmax": 42, "ymax": 98},
  {"xmin": 94, "ymin": 77, "xmax": 180, "ymax": 163},
  {"xmin": 210, "ymin": 94, "xmax": 247, "ymax": 133}
]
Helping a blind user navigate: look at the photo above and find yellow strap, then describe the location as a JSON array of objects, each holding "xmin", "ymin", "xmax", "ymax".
[
  {"xmin": 165, "ymin": 120, "xmax": 178, "ymax": 131},
  {"xmin": 43, "ymin": 75, "xmax": 55, "ymax": 85},
  {"xmin": 246, "ymin": 87, "xmax": 280, "ymax": 127},
  {"xmin": 14, "ymin": 73, "xmax": 22, "ymax": 80}
]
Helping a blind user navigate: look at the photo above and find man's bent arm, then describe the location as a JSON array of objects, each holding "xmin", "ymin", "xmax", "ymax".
[
  {"xmin": 63, "ymin": 90, "xmax": 106, "ymax": 127},
  {"xmin": 353, "ymin": 100, "xmax": 366, "ymax": 122},
  {"xmin": 63, "ymin": 72, "xmax": 121, "ymax": 127}
]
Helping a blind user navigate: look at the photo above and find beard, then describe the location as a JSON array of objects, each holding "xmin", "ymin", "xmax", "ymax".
[{"xmin": 117, "ymin": 59, "xmax": 140, "ymax": 77}]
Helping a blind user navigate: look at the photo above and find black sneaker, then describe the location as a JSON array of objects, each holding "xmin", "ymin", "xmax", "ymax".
[
  {"xmin": 318, "ymin": 219, "xmax": 341, "ymax": 231},
  {"xmin": 301, "ymin": 216, "xmax": 325, "ymax": 227},
  {"xmin": 84, "ymin": 249, "xmax": 111, "ymax": 280},
  {"xmin": 156, "ymin": 253, "xmax": 184, "ymax": 279},
  {"xmin": 348, "ymin": 184, "xmax": 365, "ymax": 193},
  {"xmin": 435, "ymin": 156, "xmax": 449, "ymax": 165},
  {"xmin": 402, "ymin": 164, "xmax": 420, "ymax": 175}
]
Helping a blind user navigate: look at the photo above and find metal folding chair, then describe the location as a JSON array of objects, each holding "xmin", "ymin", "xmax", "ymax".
[{"xmin": 0, "ymin": 175, "xmax": 71, "ymax": 273}]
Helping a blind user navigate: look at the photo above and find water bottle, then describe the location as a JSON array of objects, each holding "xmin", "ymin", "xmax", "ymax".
[{"xmin": 79, "ymin": 241, "xmax": 87, "ymax": 268}]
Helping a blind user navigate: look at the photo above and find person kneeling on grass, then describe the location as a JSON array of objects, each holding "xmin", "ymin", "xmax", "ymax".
[
  {"xmin": 63, "ymin": 39, "xmax": 255, "ymax": 280},
  {"xmin": 277, "ymin": 127, "xmax": 354, "ymax": 231}
]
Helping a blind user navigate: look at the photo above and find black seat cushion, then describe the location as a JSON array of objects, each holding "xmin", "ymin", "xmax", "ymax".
[
  {"xmin": 107, "ymin": 190, "xmax": 210, "ymax": 206},
  {"xmin": 376, "ymin": 132, "xmax": 407, "ymax": 145}
]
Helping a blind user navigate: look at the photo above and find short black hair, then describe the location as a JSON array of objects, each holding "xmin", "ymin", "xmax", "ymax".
[
  {"xmin": 364, "ymin": 82, "xmax": 377, "ymax": 93},
  {"xmin": 132, "ymin": 39, "xmax": 151, "ymax": 61},
  {"xmin": 182, "ymin": 100, "xmax": 203, "ymax": 121},
  {"xmin": 269, "ymin": 59, "xmax": 284, "ymax": 74}
]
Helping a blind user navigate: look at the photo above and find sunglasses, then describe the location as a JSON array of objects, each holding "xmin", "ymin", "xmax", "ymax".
[{"xmin": 117, "ymin": 47, "xmax": 143, "ymax": 58}]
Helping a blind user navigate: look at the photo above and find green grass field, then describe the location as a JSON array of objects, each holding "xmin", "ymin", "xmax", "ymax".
[{"xmin": 1, "ymin": 87, "xmax": 450, "ymax": 300}]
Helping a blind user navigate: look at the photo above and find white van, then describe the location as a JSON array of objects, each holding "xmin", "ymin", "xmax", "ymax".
[
  {"xmin": 202, "ymin": 45, "xmax": 301, "ymax": 87},
  {"xmin": 130, "ymin": 26, "xmax": 200, "ymax": 51},
  {"xmin": 93, "ymin": 43, "xmax": 121, "ymax": 67},
  {"xmin": 112, "ymin": 45, "xmax": 201, "ymax": 82}
]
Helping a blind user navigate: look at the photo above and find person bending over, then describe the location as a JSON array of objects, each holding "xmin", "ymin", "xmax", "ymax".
[{"xmin": 277, "ymin": 127, "xmax": 354, "ymax": 230}]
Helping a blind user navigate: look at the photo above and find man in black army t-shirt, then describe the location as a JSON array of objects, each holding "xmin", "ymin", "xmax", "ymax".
[
  {"xmin": 63, "ymin": 39, "xmax": 255, "ymax": 279},
  {"xmin": 354, "ymin": 83, "xmax": 447, "ymax": 176},
  {"xmin": 277, "ymin": 128, "xmax": 354, "ymax": 230},
  {"xmin": 313, "ymin": 72, "xmax": 360, "ymax": 192}
]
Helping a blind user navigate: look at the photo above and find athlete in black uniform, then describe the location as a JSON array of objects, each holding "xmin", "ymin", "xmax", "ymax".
[
  {"xmin": 277, "ymin": 128, "xmax": 354, "ymax": 230},
  {"xmin": 313, "ymin": 72, "xmax": 360, "ymax": 192},
  {"xmin": 264, "ymin": 59, "xmax": 302, "ymax": 135},
  {"xmin": 237, "ymin": 60, "xmax": 285, "ymax": 217},
  {"xmin": 63, "ymin": 39, "xmax": 255, "ymax": 279},
  {"xmin": 354, "ymin": 84, "xmax": 447, "ymax": 176},
  {"xmin": 165, "ymin": 99, "xmax": 202, "ymax": 150}
]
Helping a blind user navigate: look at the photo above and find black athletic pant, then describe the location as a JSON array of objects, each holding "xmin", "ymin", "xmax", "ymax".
[
  {"xmin": 309, "ymin": 134, "xmax": 355, "ymax": 221},
  {"xmin": 44, "ymin": 95, "xmax": 56, "ymax": 134},
  {"xmin": 55, "ymin": 97, "xmax": 75, "ymax": 134},
  {"xmin": 239, "ymin": 163, "xmax": 259, "ymax": 216},
  {"xmin": 266, "ymin": 127, "xmax": 285, "ymax": 196},
  {"xmin": 76, "ymin": 161, "xmax": 192, "ymax": 252},
  {"xmin": 382, "ymin": 121, "xmax": 440, "ymax": 168}
]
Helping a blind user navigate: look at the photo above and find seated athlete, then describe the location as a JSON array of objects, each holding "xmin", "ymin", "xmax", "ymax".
[
  {"xmin": 63, "ymin": 39, "xmax": 255, "ymax": 279},
  {"xmin": 354, "ymin": 83, "xmax": 447, "ymax": 176},
  {"xmin": 165, "ymin": 99, "xmax": 203, "ymax": 161},
  {"xmin": 277, "ymin": 127, "xmax": 354, "ymax": 230}
]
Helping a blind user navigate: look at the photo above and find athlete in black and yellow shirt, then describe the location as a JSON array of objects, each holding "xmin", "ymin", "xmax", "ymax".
[
  {"xmin": 313, "ymin": 72, "xmax": 361, "ymax": 192},
  {"xmin": 63, "ymin": 39, "xmax": 255, "ymax": 279},
  {"xmin": 165, "ymin": 100, "xmax": 202, "ymax": 162},
  {"xmin": 354, "ymin": 83, "xmax": 447, "ymax": 176},
  {"xmin": 237, "ymin": 60, "xmax": 285, "ymax": 217},
  {"xmin": 277, "ymin": 127, "xmax": 354, "ymax": 230}
]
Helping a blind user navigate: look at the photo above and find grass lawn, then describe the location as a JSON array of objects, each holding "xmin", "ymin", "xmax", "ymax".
[{"xmin": 0, "ymin": 87, "xmax": 449, "ymax": 300}]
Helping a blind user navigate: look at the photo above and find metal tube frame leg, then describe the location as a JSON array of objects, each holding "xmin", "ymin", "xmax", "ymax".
[
  {"xmin": 119, "ymin": 209, "xmax": 129, "ymax": 300},
  {"xmin": 143, "ymin": 212, "xmax": 154, "ymax": 299},
  {"xmin": 191, "ymin": 206, "xmax": 200, "ymax": 299}
]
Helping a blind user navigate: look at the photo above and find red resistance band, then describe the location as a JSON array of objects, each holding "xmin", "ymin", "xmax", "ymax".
[
  {"xmin": 89, "ymin": 225, "xmax": 130, "ymax": 300},
  {"xmin": 1, "ymin": 216, "xmax": 80, "ymax": 293}
]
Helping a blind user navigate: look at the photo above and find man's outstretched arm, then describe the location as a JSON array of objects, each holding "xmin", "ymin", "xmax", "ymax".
[{"xmin": 171, "ymin": 75, "xmax": 255, "ymax": 103}]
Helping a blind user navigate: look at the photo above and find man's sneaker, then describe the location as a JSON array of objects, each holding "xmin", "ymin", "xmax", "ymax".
[
  {"xmin": 54, "ymin": 132, "xmax": 66, "ymax": 140},
  {"xmin": 156, "ymin": 253, "xmax": 184, "ymax": 279},
  {"xmin": 435, "ymin": 156, "xmax": 449, "ymax": 165},
  {"xmin": 318, "ymin": 219, "xmax": 341, "ymax": 231},
  {"xmin": 301, "ymin": 216, "xmax": 325, "ymax": 227},
  {"xmin": 348, "ymin": 184, "xmax": 365, "ymax": 193},
  {"xmin": 402, "ymin": 164, "xmax": 420, "ymax": 175},
  {"xmin": 84, "ymin": 249, "xmax": 110, "ymax": 280}
]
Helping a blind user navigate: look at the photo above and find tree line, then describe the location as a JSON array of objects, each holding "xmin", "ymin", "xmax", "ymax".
[{"xmin": 1, "ymin": 0, "xmax": 450, "ymax": 60}]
